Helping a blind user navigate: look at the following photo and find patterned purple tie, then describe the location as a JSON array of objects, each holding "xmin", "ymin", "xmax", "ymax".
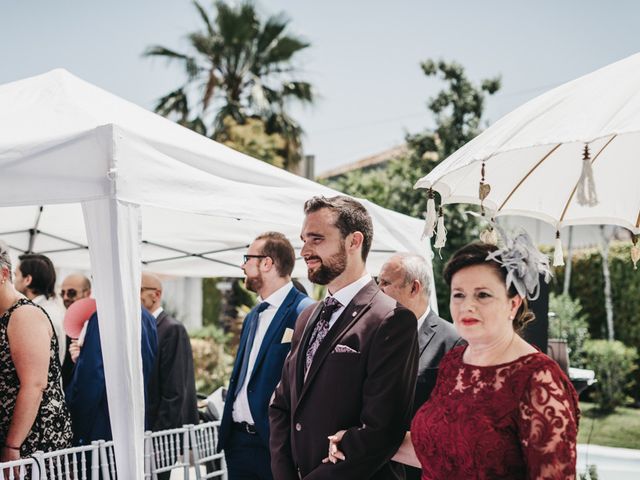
[{"xmin": 305, "ymin": 296, "xmax": 342, "ymax": 376}]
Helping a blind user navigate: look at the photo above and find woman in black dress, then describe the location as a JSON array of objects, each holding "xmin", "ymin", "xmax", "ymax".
[{"xmin": 0, "ymin": 241, "xmax": 72, "ymax": 462}]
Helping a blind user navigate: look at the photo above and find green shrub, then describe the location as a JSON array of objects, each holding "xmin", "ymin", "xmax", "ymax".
[
  {"xmin": 583, "ymin": 339, "xmax": 638, "ymax": 412},
  {"xmin": 548, "ymin": 293, "xmax": 590, "ymax": 368},
  {"xmin": 551, "ymin": 241, "xmax": 640, "ymax": 402},
  {"xmin": 579, "ymin": 464, "xmax": 598, "ymax": 480},
  {"xmin": 190, "ymin": 323, "xmax": 235, "ymax": 394}
]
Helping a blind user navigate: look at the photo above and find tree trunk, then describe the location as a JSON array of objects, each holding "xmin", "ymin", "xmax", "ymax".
[
  {"xmin": 563, "ymin": 226, "xmax": 574, "ymax": 295},
  {"xmin": 600, "ymin": 226, "xmax": 615, "ymax": 341}
]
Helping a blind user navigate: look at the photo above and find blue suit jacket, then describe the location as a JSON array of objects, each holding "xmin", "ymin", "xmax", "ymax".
[
  {"xmin": 65, "ymin": 308, "xmax": 158, "ymax": 445},
  {"xmin": 219, "ymin": 286, "xmax": 313, "ymax": 450}
]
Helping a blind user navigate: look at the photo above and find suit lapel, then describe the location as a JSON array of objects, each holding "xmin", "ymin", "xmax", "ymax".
[
  {"xmin": 249, "ymin": 288, "xmax": 297, "ymax": 382},
  {"xmin": 295, "ymin": 302, "xmax": 324, "ymax": 395},
  {"xmin": 418, "ymin": 310, "xmax": 438, "ymax": 356},
  {"xmin": 233, "ymin": 307, "xmax": 259, "ymax": 383},
  {"xmin": 156, "ymin": 310, "xmax": 168, "ymax": 328},
  {"xmin": 297, "ymin": 280, "xmax": 379, "ymax": 405}
]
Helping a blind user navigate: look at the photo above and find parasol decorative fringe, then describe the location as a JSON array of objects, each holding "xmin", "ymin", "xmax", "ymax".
[
  {"xmin": 576, "ymin": 144, "xmax": 598, "ymax": 207},
  {"xmin": 480, "ymin": 226, "xmax": 499, "ymax": 245},
  {"xmin": 422, "ymin": 189, "xmax": 437, "ymax": 239},
  {"xmin": 479, "ymin": 160, "xmax": 491, "ymax": 216},
  {"xmin": 434, "ymin": 207, "xmax": 447, "ymax": 251},
  {"xmin": 632, "ymin": 235, "xmax": 640, "ymax": 270},
  {"xmin": 553, "ymin": 230, "xmax": 565, "ymax": 267}
]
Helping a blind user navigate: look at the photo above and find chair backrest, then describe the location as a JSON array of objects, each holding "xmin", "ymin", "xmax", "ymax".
[
  {"xmin": 33, "ymin": 443, "xmax": 100, "ymax": 480},
  {"xmin": 0, "ymin": 457, "xmax": 39, "ymax": 480},
  {"xmin": 548, "ymin": 338, "xmax": 570, "ymax": 375},
  {"xmin": 98, "ymin": 441, "xmax": 117, "ymax": 480},
  {"xmin": 144, "ymin": 427, "xmax": 191, "ymax": 480},
  {"xmin": 189, "ymin": 421, "xmax": 227, "ymax": 480}
]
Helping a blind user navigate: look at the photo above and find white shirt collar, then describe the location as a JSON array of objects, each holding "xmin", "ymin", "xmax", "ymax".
[
  {"xmin": 328, "ymin": 273, "xmax": 372, "ymax": 308},
  {"xmin": 31, "ymin": 294, "xmax": 46, "ymax": 305},
  {"xmin": 416, "ymin": 305, "xmax": 431, "ymax": 331},
  {"xmin": 152, "ymin": 306, "xmax": 164, "ymax": 318},
  {"xmin": 260, "ymin": 281, "xmax": 293, "ymax": 309}
]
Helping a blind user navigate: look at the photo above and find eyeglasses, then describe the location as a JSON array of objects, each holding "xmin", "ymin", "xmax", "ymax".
[
  {"xmin": 140, "ymin": 287, "xmax": 159, "ymax": 293},
  {"xmin": 60, "ymin": 288, "xmax": 87, "ymax": 299},
  {"xmin": 242, "ymin": 254, "xmax": 267, "ymax": 264}
]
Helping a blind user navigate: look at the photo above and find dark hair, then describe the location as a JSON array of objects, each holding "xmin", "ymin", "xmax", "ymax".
[
  {"xmin": 18, "ymin": 253, "xmax": 57, "ymax": 299},
  {"xmin": 303, "ymin": 195, "xmax": 373, "ymax": 262},
  {"xmin": 255, "ymin": 232, "xmax": 296, "ymax": 277},
  {"xmin": 443, "ymin": 242, "xmax": 535, "ymax": 334}
]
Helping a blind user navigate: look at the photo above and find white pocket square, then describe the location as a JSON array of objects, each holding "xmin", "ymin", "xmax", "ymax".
[
  {"xmin": 332, "ymin": 344, "xmax": 358, "ymax": 354},
  {"xmin": 281, "ymin": 328, "xmax": 294, "ymax": 343}
]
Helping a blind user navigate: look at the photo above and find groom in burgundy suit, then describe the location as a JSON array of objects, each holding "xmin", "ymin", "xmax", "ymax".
[{"xmin": 269, "ymin": 195, "xmax": 418, "ymax": 480}]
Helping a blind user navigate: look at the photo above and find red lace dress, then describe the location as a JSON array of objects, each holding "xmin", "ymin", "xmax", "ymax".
[{"xmin": 411, "ymin": 346, "xmax": 579, "ymax": 480}]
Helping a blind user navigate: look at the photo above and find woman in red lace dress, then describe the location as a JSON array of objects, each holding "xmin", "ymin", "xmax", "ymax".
[{"xmin": 327, "ymin": 238, "xmax": 579, "ymax": 479}]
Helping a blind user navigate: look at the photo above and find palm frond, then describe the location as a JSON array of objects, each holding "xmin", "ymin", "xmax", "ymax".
[
  {"xmin": 154, "ymin": 87, "xmax": 190, "ymax": 120},
  {"xmin": 192, "ymin": 0, "xmax": 216, "ymax": 37},
  {"xmin": 282, "ymin": 81, "xmax": 314, "ymax": 103},
  {"xmin": 257, "ymin": 15, "xmax": 288, "ymax": 54},
  {"xmin": 263, "ymin": 36, "xmax": 310, "ymax": 65}
]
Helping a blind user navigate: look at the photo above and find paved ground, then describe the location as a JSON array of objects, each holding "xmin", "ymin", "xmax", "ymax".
[
  {"xmin": 169, "ymin": 444, "xmax": 640, "ymax": 479},
  {"xmin": 577, "ymin": 444, "xmax": 640, "ymax": 479}
]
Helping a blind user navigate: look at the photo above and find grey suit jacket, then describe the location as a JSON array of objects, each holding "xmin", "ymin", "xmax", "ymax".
[{"xmin": 413, "ymin": 309, "xmax": 463, "ymax": 414}]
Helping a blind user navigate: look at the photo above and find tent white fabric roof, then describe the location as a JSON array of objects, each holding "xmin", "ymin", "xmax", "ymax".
[{"xmin": 0, "ymin": 69, "xmax": 428, "ymax": 477}]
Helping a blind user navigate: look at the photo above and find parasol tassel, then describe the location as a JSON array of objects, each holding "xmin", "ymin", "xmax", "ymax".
[
  {"xmin": 632, "ymin": 236, "xmax": 640, "ymax": 270},
  {"xmin": 480, "ymin": 226, "xmax": 498, "ymax": 245},
  {"xmin": 434, "ymin": 208, "xmax": 447, "ymax": 251},
  {"xmin": 422, "ymin": 190, "xmax": 437, "ymax": 239},
  {"xmin": 576, "ymin": 144, "xmax": 598, "ymax": 207},
  {"xmin": 553, "ymin": 231, "xmax": 565, "ymax": 267}
]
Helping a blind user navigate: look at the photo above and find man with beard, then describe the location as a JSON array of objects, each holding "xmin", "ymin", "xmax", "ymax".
[
  {"xmin": 219, "ymin": 232, "xmax": 313, "ymax": 480},
  {"xmin": 269, "ymin": 196, "xmax": 419, "ymax": 480}
]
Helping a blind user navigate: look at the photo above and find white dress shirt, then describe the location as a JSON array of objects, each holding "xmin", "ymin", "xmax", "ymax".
[
  {"xmin": 151, "ymin": 306, "xmax": 163, "ymax": 319},
  {"xmin": 326, "ymin": 273, "xmax": 372, "ymax": 329},
  {"xmin": 416, "ymin": 305, "xmax": 431, "ymax": 332},
  {"xmin": 32, "ymin": 294, "xmax": 66, "ymax": 364},
  {"xmin": 233, "ymin": 282, "xmax": 293, "ymax": 424}
]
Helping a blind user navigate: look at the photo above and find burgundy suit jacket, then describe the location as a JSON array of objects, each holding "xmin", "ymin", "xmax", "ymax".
[{"xmin": 269, "ymin": 280, "xmax": 418, "ymax": 480}]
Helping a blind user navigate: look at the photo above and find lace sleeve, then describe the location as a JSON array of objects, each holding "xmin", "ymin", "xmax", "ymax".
[{"xmin": 518, "ymin": 364, "xmax": 580, "ymax": 479}]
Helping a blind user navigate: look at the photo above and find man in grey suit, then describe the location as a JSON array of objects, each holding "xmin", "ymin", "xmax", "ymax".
[{"xmin": 378, "ymin": 253, "xmax": 462, "ymax": 480}]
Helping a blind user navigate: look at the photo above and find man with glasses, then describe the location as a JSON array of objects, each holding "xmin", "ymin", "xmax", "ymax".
[
  {"xmin": 59, "ymin": 274, "xmax": 92, "ymax": 387},
  {"xmin": 219, "ymin": 232, "xmax": 313, "ymax": 480},
  {"xmin": 65, "ymin": 283, "xmax": 157, "ymax": 446}
]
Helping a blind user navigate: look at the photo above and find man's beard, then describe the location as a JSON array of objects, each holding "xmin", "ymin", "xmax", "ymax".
[
  {"xmin": 245, "ymin": 272, "xmax": 264, "ymax": 293},
  {"xmin": 307, "ymin": 242, "xmax": 347, "ymax": 285}
]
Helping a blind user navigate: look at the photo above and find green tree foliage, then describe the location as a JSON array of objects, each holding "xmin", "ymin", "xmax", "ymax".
[
  {"xmin": 583, "ymin": 339, "xmax": 638, "ymax": 412},
  {"xmin": 551, "ymin": 242, "xmax": 640, "ymax": 402},
  {"xmin": 190, "ymin": 323, "xmax": 234, "ymax": 393},
  {"xmin": 548, "ymin": 293, "xmax": 591, "ymax": 368},
  {"xmin": 327, "ymin": 59, "xmax": 500, "ymax": 314},
  {"xmin": 144, "ymin": 0, "xmax": 314, "ymax": 170}
]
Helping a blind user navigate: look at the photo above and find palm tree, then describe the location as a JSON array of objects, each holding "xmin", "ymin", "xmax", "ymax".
[{"xmin": 144, "ymin": 0, "xmax": 314, "ymax": 171}]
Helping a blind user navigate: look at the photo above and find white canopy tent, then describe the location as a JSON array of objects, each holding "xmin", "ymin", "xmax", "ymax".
[{"xmin": 0, "ymin": 69, "xmax": 429, "ymax": 477}]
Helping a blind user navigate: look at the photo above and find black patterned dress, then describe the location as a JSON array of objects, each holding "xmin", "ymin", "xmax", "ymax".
[{"xmin": 0, "ymin": 298, "xmax": 73, "ymax": 455}]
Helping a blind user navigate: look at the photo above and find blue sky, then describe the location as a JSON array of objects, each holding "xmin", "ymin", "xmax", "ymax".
[{"xmin": 2, "ymin": 0, "xmax": 639, "ymax": 174}]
